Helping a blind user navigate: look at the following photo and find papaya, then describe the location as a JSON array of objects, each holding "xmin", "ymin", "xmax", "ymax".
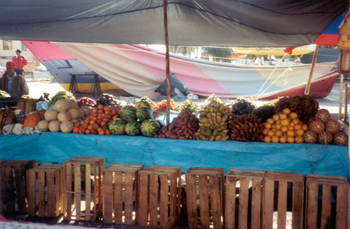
[
  {"xmin": 16, "ymin": 99, "xmax": 26, "ymax": 110},
  {"xmin": 23, "ymin": 113, "xmax": 41, "ymax": 128},
  {"xmin": 25, "ymin": 99, "xmax": 37, "ymax": 115}
]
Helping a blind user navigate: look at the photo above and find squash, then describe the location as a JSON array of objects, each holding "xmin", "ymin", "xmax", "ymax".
[
  {"xmin": 48, "ymin": 121, "xmax": 61, "ymax": 132},
  {"xmin": 68, "ymin": 108, "xmax": 80, "ymax": 119},
  {"xmin": 37, "ymin": 120, "xmax": 49, "ymax": 132},
  {"xmin": 81, "ymin": 106, "xmax": 92, "ymax": 116},
  {"xmin": 38, "ymin": 109, "xmax": 46, "ymax": 119},
  {"xmin": 57, "ymin": 111, "xmax": 72, "ymax": 122},
  {"xmin": 23, "ymin": 113, "xmax": 41, "ymax": 128},
  {"xmin": 68, "ymin": 99, "xmax": 79, "ymax": 109},
  {"xmin": 60, "ymin": 121, "xmax": 74, "ymax": 133},
  {"xmin": 44, "ymin": 109, "xmax": 58, "ymax": 121},
  {"xmin": 25, "ymin": 99, "xmax": 37, "ymax": 115},
  {"xmin": 55, "ymin": 100, "xmax": 71, "ymax": 112},
  {"xmin": 16, "ymin": 99, "xmax": 26, "ymax": 110}
]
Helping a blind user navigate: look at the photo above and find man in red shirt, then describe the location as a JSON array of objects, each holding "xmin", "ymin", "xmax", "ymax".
[{"xmin": 12, "ymin": 49, "xmax": 28, "ymax": 77}]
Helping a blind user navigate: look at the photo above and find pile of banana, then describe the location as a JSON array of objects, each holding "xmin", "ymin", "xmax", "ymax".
[
  {"xmin": 195, "ymin": 104, "xmax": 233, "ymax": 141},
  {"xmin": 228, "ymin": 114, "xmax": 264, "ymax": 142},
  {"xmin": 200, "ymin": 94, "xmax": 224, "ymax": 110},
  {"xmin": 0, "ymin": 106, "xmax": 11, "ymax": 134},
  {"xmin": 274, "ymin": 95, "xmax": 319, "ymax": 123}
]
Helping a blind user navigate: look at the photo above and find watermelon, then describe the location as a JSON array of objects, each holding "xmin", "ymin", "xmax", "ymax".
[
  {"xmin": 140, "ymin": 119, "xmax": 160, "ymax": 137},
  {"xmin": 125, "ymin": 120, "xmax": 141, "ymax": 136},
  {"xmin": 135, "ymin": 101, "xmax": 153, "ymax": 114},
  {"xmin": 136, "ymin": 107, "xmax": 152, "ymax": 122},
  {"xmin": 156, "ymin": 120, "xmax": 165, "ymax": 128},
  {"xmin": 109, "ymin": 118, "xmax": 127, "ymax": 135},
  {"xmin": 120, "ymin": 105, "xmax": 137, "ymax": 122}
]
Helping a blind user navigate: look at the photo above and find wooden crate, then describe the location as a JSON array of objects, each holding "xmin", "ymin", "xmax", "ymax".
[
  {"xmin": 305, "ymin": 174, "xmax": 348, "ymax": 229},
  {"xmin": 262, "ymin": 171, "xmax": 304, "ymax": 229},
  {"xmin": 27, "ymin": 164, "xmax": 63, "ymax": 217},
  {"xmin": 63, "ymin": 157, "xmax": 105, "ymax": 221},
  {"xmin": 137, "ymin": 165, "xmax": 182, "ymax": 228},
  {"xmin": 0, "ymin": 160, "xmax": 35, "ymax": 213},
  {"xmin": 103, "ymin": 164, "xmax": 143, "ymax": 225},
  {"xmin": 186, "ymin": 167, "xmax": 224, "ymax": 229},
  {"xmin": 225, "ymin": 169, "xmax": 265, "ymax": 229}
]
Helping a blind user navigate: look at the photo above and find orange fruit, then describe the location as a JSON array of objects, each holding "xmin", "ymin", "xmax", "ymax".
[
  {"xmin": 287, "ymin": 136, "xmax": 295, "ymax": 143},
  {"xmin": 275, "ymin": 120, "xmax": 281, "ymax": 124},
  {"xmin": 264, "ymin": 136, "xmax": 272, "ymax": 143},
  {"xmin": 289, "ymin": 122, "xmax": 295, "ymax": 127},
  {"xmin": 272, "ymin": 114, "xmax": 280, "ymax": 121},
  {"xmin": 281, "ymin": 119, "xmax": 289, "ymax": 126},
  {"xmin": 294, "ymin": 124, "xmax": 302, "ymax": 130},
  {"xmin": 287, "ymin": 130, "xmax": 295, "ymax": 137},
  {"xmin": 280, "ymin": 113, "xmax": 288, "ymax": 120},
  {"xmin": 283, "ymin": 108, "xmax": 291, "ymax": 115},
  {"xmin": 267, "ymin": 118, "xmax": 274, "ymax": 124},
  {"xmin": 296, "ymin": 129, "xmax": 304, "ymax": 136},
  {"xmin": 279, "ymin": 136, "xmax": 287, "ymax": 143},
  {"xmin": 271, "ymin": 135, "xmax": 279, "ymax": 143},
  {"xmin": 262, "ymin": 129, "xmax": 269, "ymax": 136},
  {"xmin": 295, "ymin": 136, "xmax": 304, "ymax": 144},
  {"xmin": 292, "ymin": 119, "xmax": 300, "ymax": 124},
  {"xmin": 275, "ymin": 130, "xmax": 283, "ymax": 137},
  {"xmin": 288, "ymin": 126, "xmax": 295, "ymax": 131},
  {"xmin": 267, "ymin": 130, "xmax": 275, "ymax": 137},
  {"xmin": 302, "ymin": 124, "xmax": 309, "ymax": 131},
  {"xmin": 281, "ymin": 126, "xmax": 288, "ymax": 133},
  {"xmin": 264, "ymin": 123, "xmax": 272, "ymax": 129},
  {"xmin": 289, "ymin": 112, "xmax": 298, "ymax": 120},
  {"xmin": 275, "ymin": 123, "xmax": 282, "ymax": 130},
  {"xmin": 271, "ymin": 124, "xmax": 276, "ymax": 129}
]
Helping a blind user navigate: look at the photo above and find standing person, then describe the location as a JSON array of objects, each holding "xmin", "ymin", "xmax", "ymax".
[
  {"xmin": 12, "ymin": 49, "xmax": 28, "ymax": 77},
  {"xmin": 0, "ymin": 61, "xmax": 29, "ymax": 97}
]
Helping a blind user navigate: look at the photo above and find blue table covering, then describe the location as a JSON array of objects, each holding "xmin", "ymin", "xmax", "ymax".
[{"xmin": 1, "ymin": 132, "xmax": 349, "ymax": 181}]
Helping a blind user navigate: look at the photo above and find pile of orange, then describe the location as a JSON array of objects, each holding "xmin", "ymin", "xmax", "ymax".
[
  {"xmin": 72, "ymin": 105, "xmax": 120, "ymax": 135},
  {"xmin": 262, "ymin": 108, "xmax": 308, "ymax": 143}
]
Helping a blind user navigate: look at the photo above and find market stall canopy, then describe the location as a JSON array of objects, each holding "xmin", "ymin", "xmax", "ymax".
[{"xmin": 0, "ymin": 0, "xmax": 348, "ymax": 47}]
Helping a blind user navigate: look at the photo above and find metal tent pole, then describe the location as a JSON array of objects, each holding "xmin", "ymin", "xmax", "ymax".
[
  {"xmin": 304, "ymin": 45, "xmax": 319, "ymax": 95},
  {"xmin": 163, "ymin": 0, "xmax": 171, "ymax": 125}
]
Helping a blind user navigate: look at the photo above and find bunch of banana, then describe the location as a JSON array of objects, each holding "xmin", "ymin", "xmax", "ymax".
[
  {"xmin": 173, "ymin": 99, "xmax": 200, "ymax": 114},
  {"xmin": 200, "ymin": 94, "xmax": 224, "ymax": 110},
  {"xmin": 0, "ymin": 106, "xmax": 11, "ymax": 134},
  {"xmin": 140, "ymin": 96, "xmax": 155, "ymax": 106},
  {"xmin": 228, "ymin": 114, "xmax": 264, "ymax": 142},
  {"xmin": 195, "ymin": 104, "xmax": 233, "ymax": 141}
]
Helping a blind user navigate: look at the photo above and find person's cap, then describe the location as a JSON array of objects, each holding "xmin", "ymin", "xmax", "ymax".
[
  {"xmin": 6, "ymin": 61, "xmax": 15, "ymax": 68},
  {"xmin": 15, "ymin": 49, "xmax": 21, "ymax": 53}
]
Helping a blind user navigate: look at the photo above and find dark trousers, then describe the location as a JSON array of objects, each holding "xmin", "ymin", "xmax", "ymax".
[{"xmin": 15, "ymin": 69, "xmax": 24, "ymax": 76}]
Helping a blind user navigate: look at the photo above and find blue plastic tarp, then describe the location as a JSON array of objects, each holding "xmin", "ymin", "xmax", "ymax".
[{"xmin": 1, "ymin": 132, "xmax": 349, "ymax": 182}]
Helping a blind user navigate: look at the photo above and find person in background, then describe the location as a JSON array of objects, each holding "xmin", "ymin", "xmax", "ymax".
[
  {"xmin": 0, "ymin": 61, "xmax": 29, "ymax": 97},
  {"xmin": 12, "ymin": 49, "xmax": 28, "ymax": 77}
]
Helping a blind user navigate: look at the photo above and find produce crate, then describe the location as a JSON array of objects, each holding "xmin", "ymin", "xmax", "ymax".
[
  {"xmin": 27, "ymin": 164, "xmax": 63, "ymax": 217},
  {"xmin": 137, "ymin": 165, "xmax": 182, "ymax": 228},
  {"xmin": 225, "ymin": 169, "xmax": 265, "ymax": 229},
  {"xmin": 305, "ymin": 174, "xmax": 348, "ymax": 229},
  {"xmin": 63, "ymin": 157, "xmax": 105, "ymax": 221},
  {"xmin": 103, "ymin": 164, "xmax": 143, "ymax": 225},
  {"xmin": 262, "ymin": 171, "xmax": 304, "ymax": 229},
  {"xmin": 0, "ymin": 160, "xmax": 35, "ymax": 213},
  {"xmin": 186, "ymin": 167, "xmax": 224, "ymax": 229}
]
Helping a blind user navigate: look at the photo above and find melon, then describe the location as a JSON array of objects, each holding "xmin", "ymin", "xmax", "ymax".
[
  {"xmin": 37, "ymin": 120, "xmax": 49, "ymax": 132},
  {"xmin": 136, "ymin": 107, "xmax": 152, "ymax": 122},
  {"xmin": 49, "ymin": 120, "xmax": 61, "ymax": 132},
  {"xmin": 120, "ymin": 105, "xmax": 137, "ymax": 122},
  {"xmin": 23, "ymin": 113, "xmax": 41, "ymax": 128},
  {"xmin": 68, "ymin": 108, "xmax": 80, "ymax": 119},
  {"xmin": 68, "ymin": 99, "xmax": 79, "ymax": 109},
  {"xmin": 60, "ymin": 121, "xmax": 74, "ymax": 133},
  {"xmin": 55, "ymin": 100, "xmax": 71, "ymax": 112},
  {"xmin": 57, "ymin": 111, "xmax": 72, "ymax": 122},
  {"xmin": 109, "ymin": 118, "xmax": 127, "ymax": 135},
  {"xmin": 135, "ymin": 101, "xmax": 153, "ymax": 114},
  {"xmin": 77, "ymin": 108, "xmax": 85, "ymax": 118},
  {"xmin": 81, "ymin": 106, "xmax": 92, "ymax": 116},
  {"xmin": 125, "ymin": 120, "xmax": 141, "ymax": 136},
  {"xmin": 44, "ymin": 109, "xmax": 58, "ymax": 121},
  {"xmin": 37, "ymin": 109, "xmax": 46, "ymax": 119},
  {"xmin": 140, "ymin": 119, "xmax": 160, "ymax": 137}
]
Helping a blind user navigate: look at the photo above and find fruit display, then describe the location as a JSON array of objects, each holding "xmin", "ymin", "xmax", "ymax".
[
  {"xmin": 47, "ymin": 91, "xmax": 76, "ymax": 106},
  {"xmin": 125, "ymin": 120, "xmax": 141, "ymax": 136},
  {"xmin": 0, "ymin": 106, "xmax": 11, "ymax": 133},
  {"xmin": 136, "ymin": 107, "xmax": 152, "ymax": 121},
  {"xmin": 140, "ymin": 119, "xmax": 160, "ymax": 137},
  {"xmin": 274, "ymin": 95, "xmax": 319, "ymax": 123},
  {"xmin": 152, "ymin": 99, "xmax": 177, "ymax": 111},
  {"xmin": 228, "ymin": 114, "xmax": 264, "ymax": 142},
  {"xmin": 200, "ymin": 94, "xmax": 224, "ymax": 110},
  {"xmin": 120, "ymin": 105, "xmax": 137, "ymax": 122},
  {"xmin": 262, "ymin": 108, "xmax": 308, "ymax": 143},
  {"xmin": 230, "ymin": 98, "xmax": 256, "ymax": 115},
  {"xmin": 109, "ymin": 118, "xmax": 127, "ymax": 135},
  {"xmin": 195, "ymin": 104, "xmax": 232, "ymax": 141},
  {"xmin": 135, "ymin": 99, "xmax": 153, "ymax": 113},
  {"xmin": 155, "ymin": 109, "xmax": 199, "ymax": 139},
  {"xmin": 334, "ymin": 132, "xmax": 348, "ymax": 146},
  {"xmin": 172, "ymin": 99, "xmax": 200, "ymax": 114},
  {"xmin": 303, "ymin": 131, "xmax": 318, "ymax": 144},
  {"xmin": 309, "ymin": 120, "xmax": 325, "ymax": 134},
  {"xmin": 77, "ymin": 97, "xmax": 97, "ymax": 108},
  {"xmin": 318, "ymin": 131, "xmax": 333, "ymax": 145},
  {"xmin": 95, "ymin": 93, "xmax": 124, "ymax": 108}
]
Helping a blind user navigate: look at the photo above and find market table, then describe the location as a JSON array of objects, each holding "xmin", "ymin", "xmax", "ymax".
[{"xmin": 1, "ymin": 132, "xmax": 349, "ymax": 181}]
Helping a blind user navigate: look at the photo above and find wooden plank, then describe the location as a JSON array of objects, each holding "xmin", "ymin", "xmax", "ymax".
[
  {"xmin": 149, "ymin": 172, "xmax": 159, "ymax": 228},
  {"xmin": 169, "ymin": 172, "xmax": 176, "ymax": 224},
  {"xmin": 55, "ymin": 169, "xmax": 60, "ymax": 217},
  {"xmin": 336, "ymin": 185, "xmax": 348, "ymax": 229},
  {"xmin": 74, "ymin": 163, "xmax": 81, "ymax": 220},
  {"xmin": 186, "ymin": 173, "xmax": 197, "ymax": 229},
  {"xmin": 263, "ymin": 179, "xmax": 274, "ymax": 229},
  {"xmin": 114, "ymin": 171, "xmax": 123, "ymax": 224},
  {"xmin": 225, "ymin": 176, "xmax": 236, "ymax": 229},
  {"xmin": 199, "ymin": 174, "xmax": 209, "ymax": 228},
  {"xmin": 27, "ymin": 170, "xmax": 36, "ymax": 216},
  {"xmin": 98, "ymin": 162, "xmax": 102, "ymax": 215},
  {"xmin": 37, "ymin": 170, "xmax": 45, "ymax": 217},
  {"xmin": 124, "ymin": 171, "xmax": 134, "ymax": 225},
  {"xmin": 292, "ymin": 181, "xmax": 304, "ymax": 229},
  {"xmin": 177, "ymin": 168, "xmax": 182, "ymax": 220},
  {"xmin": 277, "ymin": 180, "xmax": 287, "ymax": 229},
  {"xmin": 59, "ymin": 167, "xmax": 64, "ymax": 215},
  {"xmin": 321, "ymin": 184, "xmax": 331, "ymax": 229},
  {"xmin": 210, "ymin": 175, "xmax": 223, "ymax": 229},
  {"xmin": 2, "ymin": 165, "xmax": 15, "ymax": 212},
  {"xmin": 239, "ymin": 178, "xmax": 249, "ymax": 229},
  {"xmin": 85, "ymin": 163, "xmax": 91, "ymax": 221},
  {"xmin": 251, "ymin": 178, "xmax": 262, "ymax": 229},
  {"xmin": 306, "ymin": 182, "xmax": 318, "ymax": 229},
  {"xmin": 160, "ymin": 174, "xmax": 169, "ymax": 228},
  {"xmin": 103, "ymin": 170, "xmax": 113, "ymax": 224},
  {"xmin": 13, "ymin": 164, "xmax": 26, "ymax": 212},
  {"xmin": 92, "ymin": 164, "xmax": 97, "ymax": 220},
  {"xmin": 47, "ymin": 171, "xmax": 55, "ymax": 217},
  {"xmin": 138, "ymin": 172, "xmax": 149, "ymax": 227}
]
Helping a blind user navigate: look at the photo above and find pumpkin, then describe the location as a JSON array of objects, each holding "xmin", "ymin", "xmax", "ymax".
[
  {"xmin": 37, "ymin": 120, "xmax": 49, "ymax": 132},
  {"xmin": 16, "ymin": 99, "xmax": 26, "ymax": 110},
  {"xmin": 55, "ymin": 100, "xmax": 71, "ymax": 112},
  {"xmin": 49, "ymin": 121, "xmax": 61, "ymax": 132},
  {"xmin": 44, "ymin": 109, "xmax": 58, "ymax": 121},
  {"xmin": 23, "ymin": 113, "xmax": 41, "ymax": 128},
  {"xmin": 25, "ymin": 99, "xmax": 37, "ymax": 115},
  {"xmin": 38, "ymin": 109, "xmax": 46, "ymax": 119},
  {"xmin": 57, "ymin": 111, "xmax": 72, "ymax": 122}
]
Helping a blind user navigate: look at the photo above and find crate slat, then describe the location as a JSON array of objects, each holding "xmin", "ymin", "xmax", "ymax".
[
  {"xmin": 210, "ymin": 175, "xmax": 223, "ymax": 229},
  {"xmin": 263, "ymin": 179, "xmax": 274, "ymax": 229},
  {"xmin": 160, "ymin": 174, "xmax": 169, "ymax": 229},
  {"xmin": 38, "ymin": 170, "xmax": 45, "ymax": 217},
  {"xmin": 321, "ymin": 184, "xmax": 332, "ymax": 228},
  {"xmin": 336, "ymin": 185, "xmax": 348, "ymax": 229},
  {"xmin": 114, "ymin": 171, "xmax": 123, "ymax": 224},
  {"xmin": 277, "ymin": 180, "xmax": 287, "ymax": 229},
  {"xmin": 238, "ymin": 178, "xmax": 249, "ymax": 229},
  {"xmin": 186, "ymin": 173, "xmax": 197, "ymax": 229},
  {"xmin": 85, "ymin": 163, "xmax": 91, "ymax": 221},
  {"xmin": 225, "ymin": 176, "xmax": 236, "ymax": 229},
  {"xmin": 47, "ymin": 170, "xmax": 55, "ymax": 217},
  {"xmin": 103, "ymin": 170, "xmax": 113, "ymax": 224},
  {"xmin": 292, "ymin": 181, "xmax": 304, "ymax": 229},
  {"xmin": 124, "ymin": 172, "xmax": 134, "ymax": 224},
  {"xmin": 251, "ymin": 178, "xmax": 262, "ymax": 229},
  {"xmin": 28, "ymin": 169, "xmax": 36, "ymax": 216},
  {"xmin": 306, "ymin": 182, "xmax": 318, "ymax": 229},
  {"xmin": 149, "ymin": 173, "xmax": 159, "ymax": 228},
  {"xmin": 199, "ymin": 174, "xmax": 210, "ymax": 228}
]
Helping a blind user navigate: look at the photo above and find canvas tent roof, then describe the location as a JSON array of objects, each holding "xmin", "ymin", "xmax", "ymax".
[{"xmin": 0, "ymin": 0, "xmax": 348, "ymax": 47}]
